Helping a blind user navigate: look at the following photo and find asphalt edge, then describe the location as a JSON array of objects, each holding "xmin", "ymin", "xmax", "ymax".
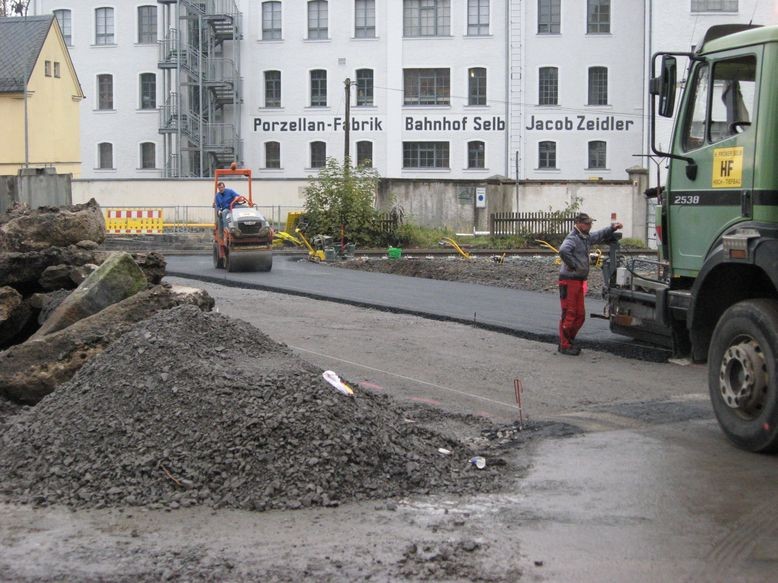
[{"xmin": 165, "ymin": 271, "xmax": 671, "ymax": 364}]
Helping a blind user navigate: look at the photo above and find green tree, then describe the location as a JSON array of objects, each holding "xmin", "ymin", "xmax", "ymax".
[{"xmin": 303, "ymin": 157, "xmax": 381, "ymax": 245}]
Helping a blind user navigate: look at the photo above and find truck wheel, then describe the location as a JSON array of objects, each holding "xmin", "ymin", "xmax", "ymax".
[
  {"xmin": 213, "ymin": 243, "xmax": 224, "ymax": 269},
  {"xmin": 708, "ymin": 299, "xmax": 778, "ymax": 452}
]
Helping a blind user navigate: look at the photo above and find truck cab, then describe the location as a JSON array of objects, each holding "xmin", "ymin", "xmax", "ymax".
[{"xmin": 604, "ymin": 25, "xmax": 778, "ymax": 452}]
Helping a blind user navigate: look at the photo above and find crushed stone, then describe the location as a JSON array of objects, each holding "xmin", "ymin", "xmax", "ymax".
[{"xmin": 0, "ymin": 305, "xmax": 502, "ymax": 511}]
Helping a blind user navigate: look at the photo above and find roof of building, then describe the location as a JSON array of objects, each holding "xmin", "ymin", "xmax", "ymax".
[{"xmin": 0, "ymin": 15, "xmax": 54, "ymax": 93}]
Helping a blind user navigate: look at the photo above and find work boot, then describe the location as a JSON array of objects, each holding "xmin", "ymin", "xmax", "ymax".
[{"xmin": 557, "ymin": 345, "xmax": 581, "ymax": 356}]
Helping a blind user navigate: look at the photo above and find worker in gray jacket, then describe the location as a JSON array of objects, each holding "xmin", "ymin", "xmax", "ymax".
[{"xmin": 557, "ymin": 212, "xmax": 623, "ymax": 355}]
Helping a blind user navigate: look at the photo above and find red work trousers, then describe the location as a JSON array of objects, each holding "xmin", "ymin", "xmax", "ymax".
[{"xmin": 559, "ymin": 279, "xmax": 586, "ymax": 349}]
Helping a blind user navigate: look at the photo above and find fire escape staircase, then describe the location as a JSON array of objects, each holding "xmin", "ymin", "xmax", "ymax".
[{"xmin": 157, "ymin": 0, "xmax": 242, "ymax": 176}]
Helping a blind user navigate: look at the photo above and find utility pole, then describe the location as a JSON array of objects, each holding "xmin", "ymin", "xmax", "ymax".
[
  {"xmin": 15, "ymin": 1, "xmax": 29, "ymax": 167},
  {"xmin": 343, "ymin": 78, "xmax": 352, "ymax": 164}
]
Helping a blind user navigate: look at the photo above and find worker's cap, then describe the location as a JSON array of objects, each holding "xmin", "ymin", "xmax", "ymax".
[{"xmin": 574, "ymin": 212, "xmax": 595, "ymax": 224}]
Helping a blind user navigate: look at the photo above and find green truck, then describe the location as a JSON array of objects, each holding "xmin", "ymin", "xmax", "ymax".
[{"xmin": 603, "ymin": 24, "xmax": 778, "ymax": 452}]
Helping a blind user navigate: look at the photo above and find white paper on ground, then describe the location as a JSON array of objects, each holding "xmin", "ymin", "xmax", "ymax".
[{"xmin": 322, "ymin": 370, "xmax": 354, "ymax": 396}]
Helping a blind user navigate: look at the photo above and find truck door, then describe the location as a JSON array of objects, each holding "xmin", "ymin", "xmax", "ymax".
[{"xmin": 668, "ymin": 51, "xmax": 760, "ymax": 277}]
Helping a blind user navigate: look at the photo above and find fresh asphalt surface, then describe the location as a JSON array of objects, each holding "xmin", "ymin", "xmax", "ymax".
[{"xmin": 167, "ymin": 254, "xmax": 669, "ymax": 361}]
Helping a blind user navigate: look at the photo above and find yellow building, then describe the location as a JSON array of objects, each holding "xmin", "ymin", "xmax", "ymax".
[{"xmin": 0, "ymin": 15, "xmax": 84, "ymax": 177}]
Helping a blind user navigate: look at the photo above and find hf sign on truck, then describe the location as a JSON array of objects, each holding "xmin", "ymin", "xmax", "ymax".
[{"xmin": 712, "ymin": 146, "xmax": 743, "ymax": 188}]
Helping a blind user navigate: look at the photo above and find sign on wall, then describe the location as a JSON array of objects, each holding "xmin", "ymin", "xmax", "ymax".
[{"xmin": 253, "ymin": 115, "xmax": 507, "ymax": 134}]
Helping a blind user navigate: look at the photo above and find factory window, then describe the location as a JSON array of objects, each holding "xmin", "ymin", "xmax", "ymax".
[
  {"xmin": 404, "ymin": 68, "xmax": 450, "ymax": 105},
  {"xmin": 45, "ymin": 61, "xmax": 52, "ymax": 77},
  {"xmin": 356, "ymin": 69, "xmax": 374, "ymax": 106},
  {"xmin": 54, "ymin": 62, "xmax": 61, "ymax": 78},
  {"xmin": 538, "ymin": 0, "xmax": 560, "ymax": 34},
  {"xmin": 265, "ymin": 70, "xmax": 281, "ymax": 107},
  {"xmin": 588, "ymin": 141, "xmax": 607, "ymax": 169},
  {"xmin": 403, "ymin": 0, "xmax": 450, "ymax": 37},
  {"xmin": 310, "ymin": 69, "xmax": 327, "ymax": 106},
  {"xmin": 403, "ymin": 142, "xmax": 449, "ymax": 168},
  {"xmin": 588, "ymin": 66, "xmax": 608, "ymax": 105},
  {"xmin": 54, "ymin": 9, "xmax": 72, "ymax": 45},
  {"xmin": 311, "ymin": 141, "xmax": 327, "ymax": 168},
  {"xmin": 138, "ymin": 6, "xmax": 157, "ymax": 44},
  {"xmin": 265, "ymin": 142, "xmax": 281, "ymax": 168},
  {"xmin": 691, "ymin": 0, "xmax": 738, "ymax": 12},
  {"xmin": 468, "ymin": 141, "xmax": 485, "ymax": 168},
  {"xmin": 308, "ymin": 0, "xmax": 328, "ymax": 39},
  {"xmin": 140, "ymin": 73, "xmax": 156, "ymax": 109},
  {"xmin": 538, "ymin": 141, "xmax": 556, "ymax": 169},
  {"xmin": 355, "ymin": 0, "xmax": 376, "ymax": 38},
  {"xmin": 538, "ymin": 67, "xmax": 558, "ymax": 105},
  {"xmin": 587, "ymin": 0, "xmax": 610, "ymax": 33},
  {"xmin": 95, "ymin": 7, "xmax": 115, "ymax": 45},
  {"xmin": 467, "ymin": 0, "xmax": 489, "ymax": 35},
  {"xmin": 468, "ymin": 67, "xmax": 486, "ymax": 105},
  {"xmin": 262, "ymin": 1, "xmax": 282, "ymax": 39},
  {"xmin": 140, "ymin": 142, "xmax": 156, "ymax": 169},
  {"xmin": 97, "ymin": 74, "xmax": 113, "ymax": 110},
  {"xmin": 98, "ymin": 143, "xmax": 113, "ymax": 169},
  {"xmin": 356, "ymin": 141, "xmax": 373, "ymax": 167}
]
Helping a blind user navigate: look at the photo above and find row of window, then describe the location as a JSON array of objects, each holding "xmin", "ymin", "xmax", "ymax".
[
  {"xmin": 539, "ymin": 0, "xmax": 610, "ymax": 34},
  {"xmin": 52, "ymin": 1, "xmax": 490, "ymax": 47},
  {"xmin": 43, "ymin": 60, "xmax": 62, "ymax": 78},
  {"xmin": 259, "ymin": 140, "xmax": 606, "ymax": 170},
  {"xmin": 93, "ymin": 65, "xmax": 606, "ymax": 112},
  {"xmin": 96, "ymin": 139, "xmax": 609, "ymax": 172},
  {"xmin": 261, "ymin": 140, "xmax": 486, "ymax": 169},
  {"xmin": 54, "ymin": 6, "xmax": 156, "ymax": 46},
  {"xmin": 263, "ymin": 67, "xmax": 488, "ymax": 109},
  {"xmin": 94, "ymin": 73, "xmax": 156, "ymax": 111},
  {"xmin": 539, "ymin": 66, "xmax": 608, "ymax": 106},
  {"xmin": 265, "ymin": 66, "xmax": 607, "ymax": 109},
  {"xmin": 538, "ymin": 140, "xmax": 607, "ymax": 170},
  {"xmin": 97, "ymin": 142, "xmax": 156, "ymax": 170},
  {"xmin": 537, "ymin": 0, "xmax": 738, "ymax": 35},
  {"xmin": 54, "ymin": 1, "xmax": 738, "ymax": 49}
]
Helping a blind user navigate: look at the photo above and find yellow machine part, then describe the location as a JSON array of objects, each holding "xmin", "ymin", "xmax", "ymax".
[
  {"xmin": 440, "ymin": 237, "xmax": 471, "ymax": 259},
  {"xmin": 535, "ymin": 239, "xmax": 562, "ymax": 265},
  {"xmin": 284, "ymin": 211, "xmax": 305, "ymax": 235}
]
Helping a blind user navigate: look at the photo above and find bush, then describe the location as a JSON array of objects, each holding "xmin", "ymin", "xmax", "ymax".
[{"xmin": 303, "ymin": 157, "xmax": 381, "ymax": 246}]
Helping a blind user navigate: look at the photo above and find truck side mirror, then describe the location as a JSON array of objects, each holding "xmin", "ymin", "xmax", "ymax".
[{"xmin": 650, "ymin": 56, "xmax": 677, "ymax": 118}]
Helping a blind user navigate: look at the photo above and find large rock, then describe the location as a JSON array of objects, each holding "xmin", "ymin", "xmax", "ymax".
[
  {"xmin": 32, "ymin": 252, "xmax": 147, "ymax": 338},
  {"xmin": 0, "ymin": 286, "xmax": 31, "ymax": 349},
  {"xmin": 30, "ymin": 289, "xmax": 72, "ymax": 325},
  {"xmin": 0, "ymin": 285, "xmax": 214, "ymax": 404},
  {"xmin": 132, "ymin": 252, "xmax": 166, "ymax": 285},
  {"xmin": 0, "ymin": 199, "xmax": 106, "ymax": 252},
  {"xmin": 0, "ymin": 245, "xmax": 104, "ymax": 290},
  {"xmin": 0, "ymin": 247, "xmax": 163, "ymax": 293}
]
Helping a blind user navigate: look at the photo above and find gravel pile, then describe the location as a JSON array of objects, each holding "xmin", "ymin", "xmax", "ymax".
[
  {"xmin": 0, "ymin": 305, "xmax": 496, "ymax": 511},
  {"xmin": 332, "ymin": 255, "xmax": 606, "ymax": 295}
]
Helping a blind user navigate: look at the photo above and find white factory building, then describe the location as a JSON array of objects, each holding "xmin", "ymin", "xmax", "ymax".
[{"xmin": 26, "ymin": 0, "xmax": 778, "ymax": 183}]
